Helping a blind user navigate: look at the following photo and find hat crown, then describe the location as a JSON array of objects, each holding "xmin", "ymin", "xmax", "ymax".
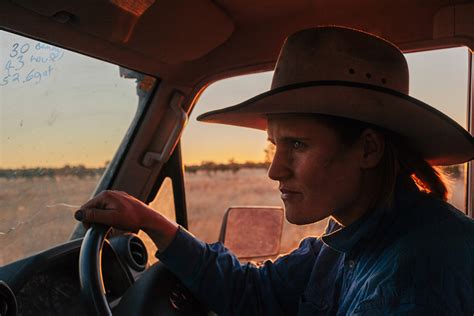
[{"xmin": 272, "ymin": 27, "xmax": 409, "ymax": 93}]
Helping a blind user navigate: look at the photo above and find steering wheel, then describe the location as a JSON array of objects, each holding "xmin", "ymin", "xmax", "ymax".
[
  {"xmin": 78, "ymin": 224, "xmax": 209, "ymax": 316},
  {"xmin": 79, "ymin": 224, "xmax": 113, "ymax": 315}
]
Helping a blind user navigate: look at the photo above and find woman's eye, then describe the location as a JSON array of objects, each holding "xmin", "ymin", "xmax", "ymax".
[{"xmin": 292, "ymin": 141, "xmax": 303, "ymax": 149}]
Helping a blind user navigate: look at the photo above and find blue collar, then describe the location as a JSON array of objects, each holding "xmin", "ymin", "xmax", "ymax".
[{"xmin": 321, "ymin": 176, "xmax": 420, "ymax": 254}]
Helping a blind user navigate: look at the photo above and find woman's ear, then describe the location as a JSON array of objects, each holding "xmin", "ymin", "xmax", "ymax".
[{"xmin": 358, "ymin": 128, "xmax": 385, "ymax": 169}]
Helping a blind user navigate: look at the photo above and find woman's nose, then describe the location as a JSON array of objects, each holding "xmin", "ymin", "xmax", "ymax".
[{"xmin": 267, "ymin": 149, "xmax": 291, "ymax": 181}]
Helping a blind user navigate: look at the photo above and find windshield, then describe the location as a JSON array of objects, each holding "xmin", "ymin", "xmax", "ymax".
[{"xmin": 0, "ymin": 31, "xmax": 156, "ymax": 265}]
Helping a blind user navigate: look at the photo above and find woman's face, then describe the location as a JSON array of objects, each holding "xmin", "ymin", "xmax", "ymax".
[{"xmin": 267, "ymin": 115, "xmax": 365, "ymax": 225}]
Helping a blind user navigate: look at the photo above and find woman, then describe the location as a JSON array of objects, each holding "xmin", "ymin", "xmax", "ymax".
[{"xmin": 75, "ymin": 27, "xmax": 474, "ymax": 314}]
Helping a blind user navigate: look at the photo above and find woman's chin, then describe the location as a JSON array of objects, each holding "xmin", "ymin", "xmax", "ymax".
[
  {"xmin": 284, "ymin": 206, "xmax": 330, "ymax": 225},
  {"xmin": 286, "ymin": 216, "xmax": 312, "ymax": 225}
]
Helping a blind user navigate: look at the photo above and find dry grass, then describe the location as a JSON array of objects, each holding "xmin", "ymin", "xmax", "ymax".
[
  {"xmin": 0, "ymin": 169, "xmax": 465, "ymax": 266},
  {"xmin": 0, "ymin": 176, "xmax": 97, "ymax": 265}
]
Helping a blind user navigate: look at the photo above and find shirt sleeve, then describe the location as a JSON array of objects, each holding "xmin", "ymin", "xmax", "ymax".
[{"xmin": 156, "ymin": 226, "xmax": 319, "ymax": 315}]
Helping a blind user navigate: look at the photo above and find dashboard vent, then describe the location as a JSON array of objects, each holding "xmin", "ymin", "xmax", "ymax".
[
  {"xmin": 109, "ymin": 234, "xmax": 149, "ymax": 272},
  {"xmin": 127, "ymin": 236, "xmax": 148, "ymax": 271},
  {"xmin": 0, "ymin": 281, "xmax": 17, "ymax": 316}
]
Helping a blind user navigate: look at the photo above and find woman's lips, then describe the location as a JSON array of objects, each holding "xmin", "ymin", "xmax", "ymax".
[{"xmin": 280, "ymin": 188, "xmax": 302, "ymax": 199}]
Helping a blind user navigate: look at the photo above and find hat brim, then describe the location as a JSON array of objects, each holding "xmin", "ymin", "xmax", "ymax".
[{"xmin": 197, "ymin": 81, "xmax": 474, "ymax": 165}]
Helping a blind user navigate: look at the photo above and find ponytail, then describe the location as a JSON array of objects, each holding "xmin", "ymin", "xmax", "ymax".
[{"xmin": 397, "ymin": 147, "xmax": 448, "ymax": 201}]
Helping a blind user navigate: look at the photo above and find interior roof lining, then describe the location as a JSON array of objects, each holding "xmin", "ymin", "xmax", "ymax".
[{"xmin": 1, "ymin": 0, "xmax": 473, "ymax": 88}]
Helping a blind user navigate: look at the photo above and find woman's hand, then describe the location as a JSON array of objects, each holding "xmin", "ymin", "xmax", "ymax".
[
  {"xmin": 75, "ymin": 190, "xmax": 151, "ymax": 232},
  {"xmin": 75, "ymin": 190, "xmax": 178, "ymax": 251}
]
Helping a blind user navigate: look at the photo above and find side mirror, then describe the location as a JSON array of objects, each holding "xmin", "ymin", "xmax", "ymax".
[{"xmin": 219, "ymin": 207, "xmax": 284, "ymax": 261}]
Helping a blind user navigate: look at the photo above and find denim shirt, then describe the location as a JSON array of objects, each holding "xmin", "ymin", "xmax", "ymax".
[{"xmin": 158, "ymin": 181, "xmax": 474, "ymax": 315}]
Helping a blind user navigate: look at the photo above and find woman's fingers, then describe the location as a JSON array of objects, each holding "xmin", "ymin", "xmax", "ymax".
[
  {"xmin": 75, "ymin": 208, "xmax": 115, "ymax": 226},
  {"xmin": 75, "ymin": 207, "xmax": 139, "ymax": 233},
  {"xmin": 80, "ymin": 190, "xmax": 117, "ymax": 211},
  {"xmin": 75, "ymin": 190, "xmax": 144, "ymax": 232},
  {"xmin": 75, "ymin": 190, "xmax": 179, "ymax": 250}
]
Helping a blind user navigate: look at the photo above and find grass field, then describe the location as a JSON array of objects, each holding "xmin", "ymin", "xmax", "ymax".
[{"xmin": 0, "ymin": 168, "xmax": 465, "ymax": 266}]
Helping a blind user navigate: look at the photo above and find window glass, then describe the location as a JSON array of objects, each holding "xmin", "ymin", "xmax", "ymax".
[
  {"xmin": 139, "ymin": 177, "xmax": 176, "ymax": 265},
  {"xmin": 405, "ymin": 48, "xmax": 469, "ymax": 211},
  {"xmin": 182, "ymin": 74, "xmax": 328, "ymax": 254},
  {"xmin": 0, "ymin": 31, "xmax": 156, "ymax": 265},
  {"xmin": 181, "ymin": 47, "xmax": 470, "ymax": 255}
]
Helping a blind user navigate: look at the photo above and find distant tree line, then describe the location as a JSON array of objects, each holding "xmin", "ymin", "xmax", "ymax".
[
  {"xmin": 0, "ymin": 162, "xmax": 462, "ymax": 179},
  {"xmin": 0, "ymin": 161, "xmax": 271, "ymax": 179},
  {"xmin": 441, "ymin": 165, "xmax": 463, "ymax": 178},
  {"xmin": 0, "ymin": 165, "xmax": 105, "ymax": 179},
  {"xmin": 184, "ymin": 160, "xmax": 270, "ymax": 174}
]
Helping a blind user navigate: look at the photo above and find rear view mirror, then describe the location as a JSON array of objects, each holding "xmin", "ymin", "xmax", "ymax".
[{"xmin": 219, "ymin": 207, "xmax": 284, "ymax": 260}]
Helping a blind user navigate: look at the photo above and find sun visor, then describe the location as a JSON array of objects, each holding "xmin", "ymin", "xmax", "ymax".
[{"xmin": 11, "ymin": 0, "xmax": 234, "ymax": 64}]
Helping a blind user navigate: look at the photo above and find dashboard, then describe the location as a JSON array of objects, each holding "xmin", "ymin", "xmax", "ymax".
[{"xmin": 0, "ymin": 234, "xmax": 148, "ymax": 315}]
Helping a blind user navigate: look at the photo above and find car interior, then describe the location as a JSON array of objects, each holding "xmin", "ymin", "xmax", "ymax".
[{"xmin": 1, "ymin": 0, "xmax": 473, "ymax": 315}]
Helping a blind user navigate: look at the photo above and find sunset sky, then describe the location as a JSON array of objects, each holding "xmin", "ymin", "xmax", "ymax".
[{"xmin": 0, "ymin": 30, "xmax": 471, "ymax": 168}]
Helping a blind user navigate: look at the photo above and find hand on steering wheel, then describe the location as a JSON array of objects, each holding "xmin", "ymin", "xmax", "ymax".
[
  {"xmin": 76, "ymin": 190, "xmax": 186, "ymax": 315},
  {"xmin": 78, "ymin": 223, "xmax": 208, "ymax": 315}
]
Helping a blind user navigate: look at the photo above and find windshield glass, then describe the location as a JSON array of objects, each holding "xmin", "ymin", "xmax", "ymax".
[{"xmin": 0, "ymin": 31, "xmax": 156, "ymax": 265}]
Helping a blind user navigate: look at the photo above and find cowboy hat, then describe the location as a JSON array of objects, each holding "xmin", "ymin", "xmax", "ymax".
[{"xmin": 197, "ymin": 26, "xmax": 474, "ymax": 166}]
